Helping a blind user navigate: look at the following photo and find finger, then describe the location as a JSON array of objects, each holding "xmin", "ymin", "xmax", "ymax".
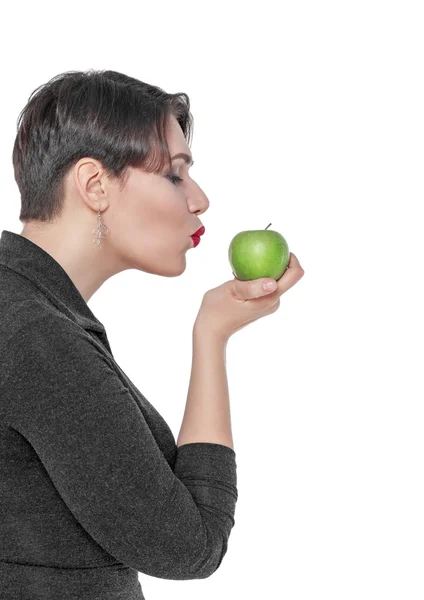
[
  {"xmin": 231, "ymin": 252, "xmax": 304, "ymax": 300},
  {"xmin": 275, "ymin": 253, "xmax": 305, "ymax": 293},
  {"xmin": 287, "ymin": 252, "xmax": 304, "ymax": 272},
  {"xmin": 231, "ymin": 277, "xmax": 279, "ymax": 300}
]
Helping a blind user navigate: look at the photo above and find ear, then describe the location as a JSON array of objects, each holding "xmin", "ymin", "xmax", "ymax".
[{"xmin": 72, "ymin": 158, "xmax": 110, "ymax": 212}]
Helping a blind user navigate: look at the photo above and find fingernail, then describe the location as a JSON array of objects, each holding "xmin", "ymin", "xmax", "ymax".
[{"xmin": 263, "ymin": 281, "xmax": 277, "ymax": 292}]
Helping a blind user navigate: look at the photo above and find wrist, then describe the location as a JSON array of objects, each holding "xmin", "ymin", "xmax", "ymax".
[{"xmin": 193, "ymin": 318, "xmax": 229, "ymax": 347}]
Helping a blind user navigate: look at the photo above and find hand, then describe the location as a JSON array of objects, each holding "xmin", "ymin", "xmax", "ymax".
[{"xmin": 194, "ymin": 252, "xmax": 304, "ymax": 342}]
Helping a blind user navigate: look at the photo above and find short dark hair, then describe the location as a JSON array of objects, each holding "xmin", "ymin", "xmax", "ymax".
[{"xmin": 12, "ymin": 69, "xmax": 194, "ymax": 223}]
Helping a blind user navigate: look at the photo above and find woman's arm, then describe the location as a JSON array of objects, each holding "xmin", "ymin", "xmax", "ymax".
[
  {"xmin": 5, "ymin": 313, "xmax": 237, "ymax": 580},
  {"xmin": 177, "ymin": 324, "xmax": 233, "ymax": 450}
]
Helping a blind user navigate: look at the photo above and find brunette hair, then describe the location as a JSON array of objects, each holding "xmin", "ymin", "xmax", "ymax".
[{"xmin": 12, "ymin": 69, "xmax": 194, "ymax": 223}]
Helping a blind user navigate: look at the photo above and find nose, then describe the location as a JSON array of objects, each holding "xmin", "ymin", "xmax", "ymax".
[{"xmin": 187, "ymin": 181, "xmax": 210, "ymax": 216}]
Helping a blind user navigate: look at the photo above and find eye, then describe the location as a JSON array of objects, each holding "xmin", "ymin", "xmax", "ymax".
[{"xmin": 167, "ymin": 174, "xmax": 184, "ymax": 185}]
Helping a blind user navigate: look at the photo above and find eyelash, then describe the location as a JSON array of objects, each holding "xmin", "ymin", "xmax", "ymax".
[{"xmin": 167, "ymin": 174, "xmax": 184, "ymax": 185}]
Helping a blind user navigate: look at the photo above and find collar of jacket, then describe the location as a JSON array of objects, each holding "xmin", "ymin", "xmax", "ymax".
[{"xmin": 0, "ymin": 229, "xmax": 106, "ymax": 334}]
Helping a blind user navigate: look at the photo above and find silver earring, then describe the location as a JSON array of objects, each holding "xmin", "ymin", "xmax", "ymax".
[{"xmin": 92, "ymin": 204, "xmax": 109, "ymax": 249}]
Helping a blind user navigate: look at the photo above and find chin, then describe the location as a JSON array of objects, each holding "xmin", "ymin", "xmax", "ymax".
[
  {"xmin": 158, "ymin": 256, "xmax": 187, "ymax": 277},
  {"xmin": 128, "ymin": 251, "xmax": 187, "ymax": 277}
]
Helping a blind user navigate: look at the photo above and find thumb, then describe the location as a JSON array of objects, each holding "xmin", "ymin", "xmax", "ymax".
[{"xmin": 232, "ymin": 277, "xmax": 277, "ymax": 300}]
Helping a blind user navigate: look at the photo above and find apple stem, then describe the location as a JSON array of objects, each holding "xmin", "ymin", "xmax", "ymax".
[{"xmin": 265, "ymin": 223, "xmax": 272, "ymax": 230}]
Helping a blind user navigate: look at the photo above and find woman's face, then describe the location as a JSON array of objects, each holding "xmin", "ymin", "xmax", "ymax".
[{"xmin": 106, "ymin": 114, "xmax": 209, "ymax": 276}]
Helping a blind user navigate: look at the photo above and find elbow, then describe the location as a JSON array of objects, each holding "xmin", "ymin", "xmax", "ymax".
[
  {"xmin": 185, "ymin": 520, "xmax": 231, "ymax": 579},
  {"xmin": 130, "ymin": 516, "xmax": 234, "ymax": 581}
]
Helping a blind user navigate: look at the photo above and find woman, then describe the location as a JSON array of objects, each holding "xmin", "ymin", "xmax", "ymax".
[{"xmin": 0, "ymin": 69, "xmax": 304, "ymax": 599}]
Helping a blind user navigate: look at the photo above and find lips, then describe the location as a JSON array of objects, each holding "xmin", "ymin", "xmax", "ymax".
[
  {"xmin": 192, "ymin": 225, "xmax": 205, "ymax": 237},
  {"xmin": 190, "ymin": 225, "xmax": 204, "ymax": 248}
]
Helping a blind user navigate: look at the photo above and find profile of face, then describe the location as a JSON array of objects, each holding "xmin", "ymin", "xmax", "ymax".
[{"xmin": 71, "ymin": 114, "xmax": 210, "ymax": 278}]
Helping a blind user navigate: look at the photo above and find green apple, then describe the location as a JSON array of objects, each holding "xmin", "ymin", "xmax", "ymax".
[{"xmin": 228, "ymin": 223, "xmax": 290, "ymax": 281}]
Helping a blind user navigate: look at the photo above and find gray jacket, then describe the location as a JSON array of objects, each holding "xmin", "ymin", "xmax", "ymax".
[{"xmin": 0, "ymin": 230, "xmax": 238, "ymax": 600}]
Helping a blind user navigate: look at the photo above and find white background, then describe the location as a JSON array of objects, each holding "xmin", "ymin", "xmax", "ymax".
[{"xmin": 1, "ymin": 1, "xmax": 423, "ymax": 598}]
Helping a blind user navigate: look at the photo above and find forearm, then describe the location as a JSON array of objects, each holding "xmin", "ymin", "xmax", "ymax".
[{"xmin": 176, "ymin": 325, "xmax": 234, "ymax": 450}]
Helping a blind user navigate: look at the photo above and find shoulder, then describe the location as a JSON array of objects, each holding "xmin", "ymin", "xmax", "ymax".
[
  {"xmin": 0, "ymin": 263, "xmax": 73, "ymax": 346},
  {"xmin": 0, "ymin": 303, "xmax": 116, "ymax": 424},
  {"xmin": 0, "ymin": 299, "xmax": 107, "ymax": 390},
  {"xmin": 0, "ymin": 296, "xmax": 80, "ymax": 352}
]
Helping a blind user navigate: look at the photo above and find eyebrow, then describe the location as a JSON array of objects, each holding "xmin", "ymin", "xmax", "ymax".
[{"xmin": 171, "ymin": 152, "xmax": 194, "ymax": 167}]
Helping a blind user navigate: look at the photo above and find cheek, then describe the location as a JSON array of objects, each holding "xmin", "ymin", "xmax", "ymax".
[{"xmin": 111, "ymin": 180, "xmax": 186, "ymax": 248}]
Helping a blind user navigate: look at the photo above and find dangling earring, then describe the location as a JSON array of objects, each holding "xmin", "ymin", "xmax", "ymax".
[{"xmin": 92, "ymin": 204, "xmax": 109, "ymax": 249}]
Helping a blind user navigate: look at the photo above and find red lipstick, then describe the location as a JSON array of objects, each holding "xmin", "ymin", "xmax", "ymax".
[
  {"xmin": 191, "ymin": 225, "xmax": 205, "ymax": 248},
  {"xmin": 193, "ymin": 225, "xmax": 205, "ymax": 236}
]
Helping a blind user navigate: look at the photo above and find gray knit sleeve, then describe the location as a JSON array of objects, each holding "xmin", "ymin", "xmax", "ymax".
[{"xmin": 5, "ymin": 315, "xmax": 238, "ymax": 580}]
